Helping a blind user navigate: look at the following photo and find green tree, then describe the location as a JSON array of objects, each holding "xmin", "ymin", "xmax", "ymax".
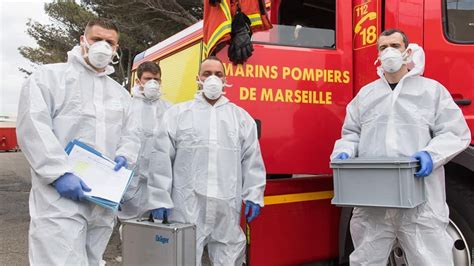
[
  {"xmin": 19, "ymin": 1, "xmax": 95, "ymax": 75},
  {"xmin": 20, "ymin": 0, "xmax": 202, "ymax": 87},
  {"xmin": 82, "ymin": 0, "xmax": 201, "ymax": 86}
]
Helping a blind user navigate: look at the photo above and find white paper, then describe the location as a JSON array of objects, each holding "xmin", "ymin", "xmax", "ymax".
[{"xmin": 68, "ymin": 145, "xmax": 132, "ymax": 203}]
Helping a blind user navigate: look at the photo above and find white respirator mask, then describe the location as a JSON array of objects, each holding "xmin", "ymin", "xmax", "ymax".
[
  {"xmin": 82, "ymin": 38, "xmax": 118, "ymax": 69},
  {"xmin": 143, "ymin": 80, "xmax": 161, "ymax": 100},
  {"xmin": 377, "ymin": 47, "xmax": 409, "ymax": 73},
  {"xmin": 199, "ymin": 75, "xmax": 226, "ymax": 100}
]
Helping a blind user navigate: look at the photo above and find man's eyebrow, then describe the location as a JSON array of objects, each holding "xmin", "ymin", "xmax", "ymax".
[{"xmin": 90, "ymin": 36, "xmax": 116, "ymax": 42}]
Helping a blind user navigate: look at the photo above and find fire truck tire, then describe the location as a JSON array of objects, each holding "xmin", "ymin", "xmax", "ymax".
[
  {"xmin": 448, "ymin": 207, "xmax": 473, "ymax": 266},
  {"xmin": 445, "ymin": 163, "xmax": 474, "ymax": 266}
]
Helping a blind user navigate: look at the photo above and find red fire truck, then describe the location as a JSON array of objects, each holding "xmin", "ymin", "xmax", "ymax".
[{"xmin": 131, "ymin": 0, "xmax": 473, "ymax": 265}]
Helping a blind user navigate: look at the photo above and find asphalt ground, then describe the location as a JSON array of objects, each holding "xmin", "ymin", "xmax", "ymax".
[
  {"xmin": 0, "ymin": 152, "xmax": 30, "ymax": 265},
  {"xmin": 0, "ymin": 151, "xmax": 211, "ymax": 266}
]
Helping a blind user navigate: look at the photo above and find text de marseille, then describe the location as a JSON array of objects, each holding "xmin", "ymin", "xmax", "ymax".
[{"xmin": 240, "ymin": 87, "xmax": 332, "ymax": 105}]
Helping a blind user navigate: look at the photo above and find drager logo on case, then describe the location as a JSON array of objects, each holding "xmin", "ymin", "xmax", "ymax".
[{"xmin": 155, "ymin": 235, "xmax": 169, "ymax": 244}]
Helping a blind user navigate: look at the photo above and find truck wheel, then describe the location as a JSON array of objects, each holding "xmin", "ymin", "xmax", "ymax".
[
  {"xmin": 445, "ymin": 163, "xmax": 474, "ymax": 266},
  {"xmin": 447, "ymin": 216, "xmax": 472, "ymax": 266}
]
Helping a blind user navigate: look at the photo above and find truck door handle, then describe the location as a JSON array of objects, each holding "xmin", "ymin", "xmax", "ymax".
[{"xmin": 454, "ymin": 99, "xmax": 471, "ymax": 106}]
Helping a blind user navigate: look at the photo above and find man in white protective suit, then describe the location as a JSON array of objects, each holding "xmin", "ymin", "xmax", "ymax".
[
  {"xmin": 331, "ymin": 29, "xmax": 471, "ymax": 265},
  {"xmin": 146, "ymin": 56, "xmax": 266, "ymax": 265},
  {"xmin": 16, "ymin": 18, "xmax": 139, "ymax": 265},
  {"xmin": 119, "ymin": 61, "xmax": 172, "ymax": 220}
]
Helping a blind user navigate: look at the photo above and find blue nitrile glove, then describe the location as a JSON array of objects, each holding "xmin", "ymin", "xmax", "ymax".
[
  {"xmin": 245, "ymin": 201, "xmax": 261, "ymax": 223},
  {"xmin": 114, "ymin": 156, "xmax": 127, "ymax": 171},
  {"xmin": 335, "ymin": 152, "xmax": 349, "ymax": 160},
  {"xmin": 52, "ymin": 173, "xmax": 91, "ymax": 201},
  {"xmin": 151, "ymin": 208, "xmax": 172, "ymax": 220},
  {"xmin": 413, "ymin": 151, "xmax": 433, "ymax": 177}
]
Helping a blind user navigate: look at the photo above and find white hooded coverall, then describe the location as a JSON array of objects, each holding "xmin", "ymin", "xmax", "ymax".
[
  {"xmin": 331, "ymin": 44, "xmax": 471, "ymax": 265},
  {"xmin": 146, "ymin": 93, "xmax": 266, "ymax": 266},
  {"xmin": 119, "ymin": 86, "xmax": 171, "ymax": 220},
  {"xmin": 16, "ymin": 46, "xmax": 139, "ymax": 265}
]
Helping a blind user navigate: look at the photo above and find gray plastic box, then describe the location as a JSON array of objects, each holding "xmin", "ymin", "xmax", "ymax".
[
  {"xmin": 122, "ymin": 219, "xmax": 196, "ymax": 266},
  {"xmin": 330, "ymin": 157, "xmax": 425, "ymax": 208}
]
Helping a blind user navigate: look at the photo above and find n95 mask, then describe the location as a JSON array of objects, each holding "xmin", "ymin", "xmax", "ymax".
[
  {"xmin": 379, "ymin": 47, "xmax": 408, "ymax": 73},
  {"xmin": 143, "ymin": 80, "xmax": 161, "ymax": 100},
  {"xmin": 201, "ymin": 75, "xmax": 224, "ymax": 100},
  {"xmin": 82, "ymin": 38, "xmax": 115, "ymax": 69}
]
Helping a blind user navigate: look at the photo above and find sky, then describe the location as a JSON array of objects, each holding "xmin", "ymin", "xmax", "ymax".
[{"xmin": 0, "ymin": 0, "xmax": 51, "ymax": 117}]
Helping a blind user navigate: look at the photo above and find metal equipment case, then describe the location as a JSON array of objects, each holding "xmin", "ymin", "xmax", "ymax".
[{"xmin": 122, "ymin": 219, "xmax": 196, "ymax": 266}]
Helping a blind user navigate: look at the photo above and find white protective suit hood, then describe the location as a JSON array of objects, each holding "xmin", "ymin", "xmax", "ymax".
[
  {"xmin": 132, "ymin": 85, "xmax": 145, "ymax": 99},
  {"xmin": 377, "ymin": 43, "xmax": 426, "ymax": 106},
  {"xmin": 377, "ymin": 43, "xmax": 425, "ymax": 78}
]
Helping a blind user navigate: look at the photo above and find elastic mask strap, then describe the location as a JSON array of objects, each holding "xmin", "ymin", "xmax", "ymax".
[
  {"xmin": 196, "ymin": 78, "xmax": 204, "ymax": 86},
  {"xmin": 401, "ymin": 49, "xmax": 411, "ymax": 64},
  {"xmin": 81, "ymin": 37, "xmax": 91, "ymax": 58},
  {"xmin": 111, "ymin": 51, "xmax": 120, "ymax": 65}
]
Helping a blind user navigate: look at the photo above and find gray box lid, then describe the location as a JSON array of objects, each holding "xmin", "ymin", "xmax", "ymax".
[{"xmin": 330, "ymin": 157, "xmax": 418, "ymax": 169}]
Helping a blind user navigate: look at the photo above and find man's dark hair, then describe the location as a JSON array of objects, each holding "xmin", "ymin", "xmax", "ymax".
[
  {"xmin": 379, "ymin": 28, "xmax": 409, "ymax": 49},
  {"xmin": 200, "ymin": 56, "xmax": 225, "ymax": 74},
  {"xmin": 85, "ymin": 18, "xmax": 119, "ymax": 34},
  {"xmin": 137, "ymin": 61, "xmax": 161, "ymax": 79}
]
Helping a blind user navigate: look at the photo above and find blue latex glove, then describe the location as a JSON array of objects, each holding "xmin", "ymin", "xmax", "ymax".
[
  {"xmin": 413, "ymin": 151, "xmax": 433, "ymax": 177},
  {"xmin": 52, "ymin": 173, "xmax": 91, "ymax": 201},
  {"xmin": 335, "ymin": 152, "xmax": 349, "ymax": 160},
  {"xmin": 245, "ymin": 201, "xmax": 261, "ymax": 223},
  {"xmin": 114, "ymin": 156, "xmax": 127, "ymax": 171},
  {"xmin": 151, "ymin": 208, "xmax": 172, "ymax": 220}
]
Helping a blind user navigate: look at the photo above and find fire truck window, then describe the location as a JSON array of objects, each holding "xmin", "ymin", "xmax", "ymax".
[
  {"xmin": 444, "ymin": 0, "xmax": 474, "ymax": 43},
  {"xmin": 251, "ymin": 0, "xmax": 336, "ymax": 48}
]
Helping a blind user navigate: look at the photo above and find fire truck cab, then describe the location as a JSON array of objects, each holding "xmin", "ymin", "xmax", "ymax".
[{"xmin": 132, "ymin": 0, "xmax": 474, "ymax": 265}]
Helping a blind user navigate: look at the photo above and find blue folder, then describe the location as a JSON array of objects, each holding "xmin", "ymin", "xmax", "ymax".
[{"xmin": 65, "ymin": 139, "xmax": 133, "ymax": 210}]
